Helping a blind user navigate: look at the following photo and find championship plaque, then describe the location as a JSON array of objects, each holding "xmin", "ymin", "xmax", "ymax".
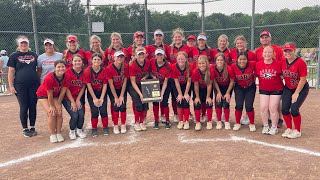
[{"xmin": 141, "ymin": 79, "xmax": 161, "ymax": 102}]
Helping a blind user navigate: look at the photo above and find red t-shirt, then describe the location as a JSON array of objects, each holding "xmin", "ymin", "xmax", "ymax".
[
  {"xmin": 166, "ymin": 44, "xmax": 191, "ymax": 64},
  {"xmin": 85, "ymin": 50, "xmax": 107, "ymax": 67},
  {"xmin": 171, "ymin": 63, "xmax": 193, "ymax": 85},
  {"xmin": 83, "ymin": 66, "xmax": 107, "ymax": 91},
  {"xmin": 150, "ymin": 59, "xmax": 171, "ymax": 84},
  {"xmin": 282, "ymin": 57, "xmax": 308, "ymax": 89},
  {"xmin": 190, "ymin": 46, "xmax": 214, "ymax": 66},
  {"xmin": 104, "ymin": 47, "xmax": 128, "ymax": 65},
  {"xmin": 64, "ymin": 68, "xmax": 85, "ymax": 100},
  {"xmin": 255, "ymin": 44, "xmax": 283, "ymax": 62},
  {"xmin": 129, "ymin": 59, "xmax": 151, "ymax": 85},
  {"xmin": 231, "ymin": 61, "xmax": 256, "ymax": 88},
  {"xmin": 230, "ymin": 49, "xmax": 256, "ymax": 64},
  {"xmin": 127, "ymin": 46, "xmax": 148, "ymax": 63},
  {"xmin": 36, "ymin": 72, "xmax": 70, "ymax": 97},
  {"xmin": 146, "ymin": 44, "xmax": 168, "ymax": 60},
  {"xmin": 211, "ymin": 48, "xmax": 232, "ymax": 65},
  {"xmin": 191, "ymin": 68, "xmax": 215, "ymax": 89},
  {"xmin": 211, "ymin": 65, "xmax": 235, "ymax": 86},
  {"xmin": 255, "ymin": 60, "xmax": 284, "ymax": 91},
  {"xmin": 63, "ymin": 49, "xmax": 87, "ymax": 69},
  {"xmin": 105, "ymin": 63, "xmax": 129, "ymax": 90}
]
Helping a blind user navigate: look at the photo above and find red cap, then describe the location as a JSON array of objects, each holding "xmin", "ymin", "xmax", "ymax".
[
  {"xmin": 260, "ymin": 30, "xmax": 271, "ymax": 37},
  {"xmin": 187, "ymin": 35, "xmax": 196, "ymax": 41},
  {"xmin": 67, "ymin": 35, "xmax": 78, "ymax": 42},
  {"xmin": 134, "ymin": 31, "xmax": 144, "ymax": 39},
  {"xmin": 283, "ymin": 44, "xmax": 296, "ymax": 51}
]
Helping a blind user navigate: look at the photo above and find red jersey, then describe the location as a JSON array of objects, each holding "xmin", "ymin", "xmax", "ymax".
[
  {"xmin": 191, "ymin": 68, "xmax": 215, "ymax": 89},
  {"xmin": 85, "ymin": 50, "xmax": 107, "ymax": 67},
  {"xmin": 104, "ymin": 47, "xmax": 128, "ymax": 65},
  {"xmin": 211, "ymin": 65, "xmax": 235, "ymax": 86},
  {"xmin": 150, "ymin": 60, "xmax": 171, "ymax": 84},
  {"xmin": 129, "ymin": 59, "xmax": 151, "ymax": 85},
  {"xmin": 255, "ymin": 44, "xmax": 283, "ymax": 62},
  {"xmin": 127, "ymin": 46, "xmax": 148, "ymax": 63},
  {"xmin": 171, "ymin": 63, "xmax": 193, "ymax": 85},
  {"xmin": 146, "ymin": 44, "xmax": 168, "ymax": 60},
  {"xmin": 166, "ymin": 44, "xmax": 191, "ymax": 64},
  {"xmin": 105, "ymin": 63, "xmax": 129, "ymax": 90},
  {"xmin": 190, "ymin": 46, "xmax": 214, "ymax": 65},
  {"xmin": 211, "ymin": 48, "xmax": 232, "ymax": 65},
  {"xmin": 36, "ymin": 72, "xmax": 70, "ymax": 97},
  {"xmin": 282, "ymin": 57, "xmax": 307, "ymax": 89},
  {"xmin": 230, "ymin": 49, "xmax": 256, "ymax": 64},
  {"xmin": 63, "ymin": 49, "xmax": 87, "ymax": 69},
  {"xmin": 83, "ymin": 66, "xmax": 107, "ymax": 91},
  {"xmin": 231, "ymin": 61, "xmax": 256, "ymax": 88},
  {"xmin": 255, "ymin": 60, "xmax": 284, "ymax": 91},
  {"xmin": 64, "ymin": 68, "xmax": 85, "ymax": 100}
]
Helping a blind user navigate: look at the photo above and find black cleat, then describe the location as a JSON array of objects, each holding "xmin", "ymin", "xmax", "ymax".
[{"xmin": 153, "ymin": 122, "xmax": 159, "ymax": 130}]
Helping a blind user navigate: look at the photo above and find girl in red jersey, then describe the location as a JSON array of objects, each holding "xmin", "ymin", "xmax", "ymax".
[
  {"xmin": 85, "ymin": 35, "xmax": 106, "ymax": 67},
  {"xmin": 192, "ymin": 55, "xmax": 214, "ymax": 131},
  {"xmin": 84, "ymin": 53, "xmax": 108, "ymax": 137},
  {"xmin": 281, "ymin": 43, "xmax": 309, "ymax": 139},
  {"xmin": 36, "ymin": 60, "xmax": 69, "ymax": 143},
  {"xmin": 191, "ymin": 33, "xmax": 213, "ymax": 66},
  {"xmin": 106, "ymin": 50, "xmax": 129, "ymax": 134},
  {"xmin": 150, "ymin": 48, "xmax": 171, "ymax": 129},
  {"xmin": 172, "ymin": 52, "xmax": 193, "ymax": 130},
  {"xmin": 255, "ymin": 46, "xmax": 284, "ymax": 135},
  {"xmin": 128, "ymin": 47, "xmax": 151, "ymax": 132},
  {"xmin": 212, "ymin": 53, "xmax": 235, "ymax": 130},
  {"xmin": 105, "ymin": 32, "xmax": 128, "ymax": 65},
  {"xmin": 231, "ymin": 51, "xmax": 256, "ymax": 132},
  {"xmin": 63, "ymin": 35, "xmax": 87, "ymax": 69},
  {"xmin": 147, "ymin": 29, "xmax": 168, "ymax": 60},
  {"xmin": 63, "ymin": 54, "xmax": 86, "ymax": 140},
  {"xmin": 127, "ymin": 31, "xmax": 148, "ymax": 62},
  {"xmin": 212, "ymin": 34, "xmax": 232, "ymax": 65},
  {"xmin": 186, "ymin": 35, "xmax": 196, "ymax": 48}
]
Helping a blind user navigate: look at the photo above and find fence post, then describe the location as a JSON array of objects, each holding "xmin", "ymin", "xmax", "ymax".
[
  {"xmin": 317, "ymin": 36, "xmax": 320, "ymax": 89},
  {"xmin": 201, "ymin": 0, "xmax": 205, "ymax": 33},
  {"xmin": 87, "ymin": 0, "xmax": 92, "ymax": 38},
  {"xmin": 144, "ymin": 0, "xmax": 149, "ymax": 45},
  {"xmin": 30, "ymin": 0, "xmax": 39, "ymax": 54},
  {"xmin": 250, "ymin": 0, "xmax": 255, "ymax": 50}
]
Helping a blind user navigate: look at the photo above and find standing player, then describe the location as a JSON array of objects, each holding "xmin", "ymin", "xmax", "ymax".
[
  {"xmin": 86, "ymin": 35, "xmax": 106, "ymax": 67},
  {"xmin": 105, "ymin": 32, "xmax": 128, "ymax": 65},
  {"xmin": 63, "ymin": 35, "xmax": 87, "ymax": 69},
  {"xmin": 186, "ymin": 35, "xmax": 196, "ymax": 48},
  {"xmin": 147, "ymin": 29, "xmax": 168, "ymax": 60},
  {"xmin": 191, "ymin": 33, "xmax": 213, "ymax": 66},
  {"xmin": 212, "ymin": 34, "xmax": 232, "ymax": 65},
  {"xmin": 281, "ymin": 43, "xmax": 309, "ymax": 139},
  {"xmin": 127, "ymin": 31, "xmax": 148, "ymax": 62}
]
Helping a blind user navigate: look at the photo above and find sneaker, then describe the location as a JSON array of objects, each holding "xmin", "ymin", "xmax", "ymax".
[
  {"xmin": 224, "ymin": 122, "xmax": 231, "ymax": 130},
  {"xmin": 277, "ymin": 119, "xmax": 283, "ymax": 128},
  {"xmin": 50, "ymin": 134, "xmax": 58, "ymax": 143},
  {"xmin": 177, "ymin": 121, "xmax": 184, "ymax": 129},
  {"xmin": 287, "ymin": 129, "xmax": 301, "ymax": 139},
  {"xmin": 113, "ymin": 125, "xmax": 120, "ymax": 135},
  {"xmin": 76, "ymin": 129, "xmax": 86, "ymax": 139},
  {"xmin": 195, "ymin": 122, "xmax": 201, "ymax": 131},
  {"xmin": 233, "ymin": 123, "xmax": 241, "ymax": 131},
  {"xmin": 92, "ymin": 128, "xmax": 98, "ymax": 137},
  {"xmin": 249, "ymin": 124, "xmax": 256, "ymax": 132},
  {"xmin": 103, "ymin": 128, "xmax": 110, "ymax": 136},
  {"xmin": 201, "ymin": 115, "xmax": 207, "ymax": 123},
  {"xmin": 134, "ymin": 123, "xmax": 142, "ymax": 132},
  {"xmin": 240, "ymin": 115, "xmax": 249, "ymax": 125},
  {"xmin": 206, "ymin": 121, "xmax": 213, "ymax": 130},
  {"xmin": 173, "ymin": 115, "xmax": 179, "ymax": 122},
  {"xmin": 160, "ymin": 115, "xmax": 166, "ymax": 124},
  {"xmin": 216, "ymin": 121, "xmax": 222, "ymax": 130},
  {"xmin": 29, "ymin": 128, "xmax": 37, "ymax": 136},
  {"xmin": 56, "ymin": 133, "xmax": 64, "ymax": 142},
  {"xmin": 140, "ymin": 123, "xmax": 147, "ymax": 131},
  {"xmin": 153, "ymin": 122, "xmax": 160, "ymax": 130},
  {"xmin": 22, "ymin": 129, "xmax": 32, "ymax": 137},
  {"xmin": 183, "ymin": 122, "xmax": 190, "ymax": 130},
  {"xmin": 69, "ymin": 130, "xmax": 77, "ymax": 140},
  {"xmin": 282, "ymin": 128, "xmax": 293, "ymax": 138},
  {"xmin": 120, "ymin": 125, "xmax": 127, "ymax": 134},
  {"xmin": 143, "ymin": 118, "xmax": 147, "ymax": 125},
  {"xmin": 262, "ymin": 125, "xmax": 269, "ymax": 134},
  {"xmin": 165, "ymin": 121, "xmax": 171, "ymax": 129},
  {"xmin": 268, "ymin": 126, "xmax": 278, "ymax": 135}
]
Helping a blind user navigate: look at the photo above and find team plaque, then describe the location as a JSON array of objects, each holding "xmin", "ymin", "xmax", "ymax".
[{"xmin": 141, "ymin": 79, "xmax": 161, "ymax": 102}]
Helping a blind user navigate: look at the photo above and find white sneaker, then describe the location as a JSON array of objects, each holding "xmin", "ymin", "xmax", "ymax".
[
  {"xmin": 113, "ymin": 125, "xmax": 120, "ymax": 135},
  {"xmin": 195, "ymin": 122, "xmax": 201, "ymax": 131},
  {"xmin": 262, "ymin": 125, "xmax": 269, "ymax": 134},
  {"xmin": 160, "ymin": 115, "xmax": 166, "ymax": 123},
  {"xmin": 76, "ymin": 129, "xmax": 86, "ymax": 139},
  {"xmin": 56, "ymin": 133, "xmax": 64, "ymax": 142},
  {"xmin": 140, "ymin": 123, "xmax": 147, "ymax": 131},
  {"xmin": 206, "ymin": 121, "xmax": 213, "ymax": 130},
  {"xmin": 120, "ymin": 125, "xmax": 127, "ymax": 134},
  {"xmin": 134, "ymin": 123, "xmax": 141, "ymax": 132},
  {"xmin": 249, "ymin": 124, "xmax": 256, "ymax": 132},
  {"xmin": 201, "ymin": 115, "xmax": 207, "ymax": 123},
  {"xmin": 268, "ymin": 126, "xmax": 278, "ymax": 135},
  {"xmin": 183, "ymin": 122, "xmax": 190, "ymax": 130},
  {"xmin": 173, "ymin": 115, "xmax": 179, "ymax": 122},
  {"xmin": 233, "ymin": 123, "xmax": 241, "ymax": 131},
  {"xmin": 69, "ymin": 130, "xmax": 76, "ymax": 140},
  {"xmin": 224, "ymin": 122, "xmax": 231, "ymax": 130},
  {"xmin": 240, "ymin": 115, "xmax": 250, "ymax": 125},
  {"xmin": 177, "ymin": 121, "xmax": 184, "ymax": 129},
  {"xmin": 287, "ymin": 129, "xmax": 301, "ymax": 139},
  {"xmin": 282, "ymin": 128, "xmax": 293, "ymax": 138},
  {"xmin": 50, "ymin": 134, "xmax": 58, "ymax": 143},
  {"xmin": 216, "ymin": 121, "xmax": 222, "ymax": 130}
]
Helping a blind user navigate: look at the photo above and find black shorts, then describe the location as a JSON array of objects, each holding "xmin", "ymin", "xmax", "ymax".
[
  {"xmin": 259, "ymin": 90, "xmax": 283, "ymax": 95},
  {"xmin": 37, "ymin": 96, "xmax": 47, "ymax": 99}
]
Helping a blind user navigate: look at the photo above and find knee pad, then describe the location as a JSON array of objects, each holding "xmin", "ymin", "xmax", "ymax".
[
  {"xmin": 153, "ymin": 102, "xmax": 159, "ymax": 106},
  {"xmin": 119, "ymin": 104, "xmax": 126, "ymax": 112},
  {"xmin": 235, "ymin": 105, "xmax": 243, "ymax": 111},
  {"xmin": 216, "ymin": 101, "xmax": 223, "ymax": 108},
  {"xmin": 222, "ymin": 100, "xmax": 230, "ymax": 109},
  {"xmin": 290, "ymin": 110, "xmax": 300, "ymax": 117},
  {"xmin": 194, "ymin": 102, "xmax": 201, "ymax": 110},
  {"xmin": 245, "ymin": 106, "xmax": 254, "ymax": 112},
  {"xmin": 206, "ymin": 102, "xmax": 213, "ymax": 108},
  {"xmin": 182, "ymin": 100, "xmax": 190, "ymax": 109}
]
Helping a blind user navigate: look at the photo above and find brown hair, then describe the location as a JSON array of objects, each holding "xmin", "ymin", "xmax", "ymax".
[
  {"xmin": 197, "ymin": 55, "xmax": 211, "ymax": 85},
  {"xmin": 215, "ymin": 53, "xmax": 228, "ymax": 82}
]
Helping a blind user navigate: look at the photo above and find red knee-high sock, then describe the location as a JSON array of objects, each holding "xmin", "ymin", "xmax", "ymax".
[
  {"xmin": 283, "ymin": 114, "xmax": 293, "ymax": 129},
  {"xmin": 292, "ymin": 115, "xmax": 301, "ymax": 132},
  {"xmin": 206, "ymin": 107, "xmax": 213, "ymax": 122},
  {"xmin": 153, "ymin": 105, "xmax": 159, "ymax": 123},
  {"xmin": 140, "ymin": 111, "xmax": 146, "ymax": 123},
  {"xmin": 216, "ymin": 108, "xmax": 223, "ymax": 122},
  {"xmin": 101, "ymin": 117, "xmax": 108, "ymax": 128},
  {"xmin": 201, "ymin": 102, "xmax": 206, "ymax": 116},
  {"xmin": 120, "ymin": 112, "xmax": 126, "ymax": 125},
  {"xmin": 172, "ymin": 101, "xmax": 178, "ymax": 115},
  {"xmin": 134, "ymin": 109, "xmax": 140, "ymax": 123},
  {"xmin": 195, "ymin": 109, "xmax": 201, "ymax": 123},
  {"xmin": 247, "ymin": 111, "xmax": 255, "ymax": 124},
  {"xmin": 183, "ymin": 108, "xmax": 190, "ymax": 122},
  {"xmin": 223, "ymin": 108, "xmax": 230, "ymax": 122},
  {"xmin": 91, "ymin": 118, "xmax": 98, "ymax": 128},
  {"xmin": 163, "ymin": 106, "xmax": 170, "ymax": 122},
  {"xmin": 177, "ymin": 107, "xmax": 183, "ymax": 122},
  {"xmin": 160, "ymin": 102, "xmax": 164, "ymax": 116},
  {"xmin": 235, "ymin": 110, "xmax": 242, "ymax": 124},
  {"xmin": 113, "ymin": 111, "xmax": 119, "ymax": 126}
]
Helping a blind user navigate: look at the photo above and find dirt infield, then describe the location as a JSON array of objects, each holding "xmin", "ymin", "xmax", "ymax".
[{"xmin": 0, "ymin": 89, "xmax": 320, "ymax": 179}]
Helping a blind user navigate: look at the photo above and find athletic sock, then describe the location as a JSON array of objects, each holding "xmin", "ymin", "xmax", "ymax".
[
  {"xmin": 235, "ymin": 110, "xmax": 242, "ymax": 124},
  {"xmin": 292, "ymin": 115, "xmax": 301, "ymax": 132},
  {"xmin": 215, "ymin": 108, "xmax": 222, "ymax": 122},
  {"xmin": 247, "ymin": 111, "xmax": 255, "ymax": 124},
  {"xmin": 282, "ymin": 114, "xmax": 293, "ymax": 129}
]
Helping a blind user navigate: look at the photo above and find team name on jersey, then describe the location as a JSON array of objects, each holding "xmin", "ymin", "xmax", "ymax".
[
  {"xmin": 113, "ymin": 75, "xmax": 124, "ymax": 83},
  {"xmin": 151, "ymin": 72, "xmax": 165, "ymax": 81},
  {"xmin": 236, "ymin": 73, "xmax": 253, "ymax": 80},
  {"xmin": 136, "ymin": 72, "xmax": 148, "ymax": 80},
  {"xmin": 216, "ymin": 76, "xmax": 226, "ymax": 83},
  {"xmin": 91, "ymin": 79, "xmax": 102, "ymax": 85},
  {"xmin": 71, "ymin": 80, "xmax": 83, "ymax": 87},
  {"xmin": 53, "ymin": 86, "xmax": 62, "ymax": 92},
  {"xmin": 259, "ymin": 69, "xmax": 277, "ymax": 79},
  {"xmin": 282, "ymin": 69, "xmax": 299, "ymax": 86}
]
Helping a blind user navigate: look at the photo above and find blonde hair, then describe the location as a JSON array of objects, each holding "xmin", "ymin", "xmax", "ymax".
[
  {"xmin": 90, "ymin": 35, "xmax": 105, "ymax": 60},
  {"xmin": 16, "ymin": 35, "xmax": 31, "ymax": 51},
  {"xmin": 170, "ymin": 28, "xmax": 185, "ymax": 57},
  {"xmin": 129, "ymin": 47, "xmax": 145, "ymax": 65},
  {"xmin": 197, "ymin": 55, "xmax": 211, "ymax": 85},
  {"xmin": 64, "ymin": 35, "xmax": 80, "ymax": 60},
  {"xmin": 234, "ymin": 35, "xmax": 247, "ymax": 47},
  {"xmin": 177, "ymin": 51, "xmax": 190, "ymax": 78},
  {"xmin": 215, "ymin": 53, "xmax": 228, "ymax": 82},
  {"xmin": 217, "ymin": 34, "xmax": 229, "ymax": 48}
]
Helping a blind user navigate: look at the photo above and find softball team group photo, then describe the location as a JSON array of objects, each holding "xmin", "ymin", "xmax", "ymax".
[{"xmin": 6, "ymin": 28, "xmax": 309, "ymax": 143}]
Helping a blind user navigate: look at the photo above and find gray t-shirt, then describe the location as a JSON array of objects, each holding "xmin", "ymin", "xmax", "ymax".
[
  {"xmin": 37, "ymin": 52, "xmax": 63, "ymax": 82},
  {"xmin": 0, "ymin": 55, "xmax": 9, "ymax": 69}
]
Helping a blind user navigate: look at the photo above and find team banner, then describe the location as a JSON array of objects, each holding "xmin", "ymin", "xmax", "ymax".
[{"xmin": 141, "ymin": 79, "xmax": 161, "ymax": 102}]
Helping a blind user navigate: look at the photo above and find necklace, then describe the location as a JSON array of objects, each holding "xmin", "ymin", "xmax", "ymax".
[{"xmin": 264, "ymin": 60, "xmax": 273, "ymax": 69}]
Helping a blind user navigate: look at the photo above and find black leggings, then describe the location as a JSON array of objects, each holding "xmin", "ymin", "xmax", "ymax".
[
  {"xmin": 282, "ymin": 83, "xmax": 309, "ymax": 117},
  {"xmin": 214, "ymin": 85, "xmax": 233, "ymax": 109},
  {"xmin": 127, "ymin": 83, "xmax": 148, "ymax": 112},
  {"xmin": 234, "ymin": 84, "xmax": 256, "ymax": 112},
  {"xmin": 107, "ymin": 88, "xmax": 127, "ymax": 112},
  {"xmin": 193, "ymin": 86, "xmax": 214, "ymax": 109},
  {"xmin": 173, "ymin": 84, "xmax": 191, "ymax": 108},
  {"xmin": 87, "ymin": 90, "xmax": 108, "ymax": 118},
  {"xmin": 153, "ymin": 84, "xmax": 171, "ymax": 107},
  {"xmin": 15, "ymin": 83, "xmax": 39, "ymax": 129}
]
